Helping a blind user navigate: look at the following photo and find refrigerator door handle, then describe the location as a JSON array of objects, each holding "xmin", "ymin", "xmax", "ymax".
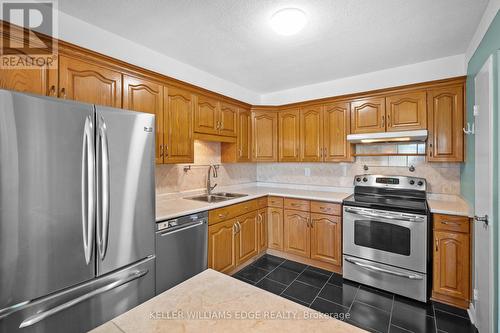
[
  {"xmin": 82, "ymin": 115, "xmax": 95, "ymax": 265},
  {"xmin": 19, "ymin": 269, "xmax": 148, "ymax": 328},
  {"xmin": 96, "ymin": 116, "xmax": 110, "ymax": 260}
]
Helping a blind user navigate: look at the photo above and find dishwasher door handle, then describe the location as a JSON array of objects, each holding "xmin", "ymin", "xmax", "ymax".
[{"xmin": 159, "ymin": 221, "xmax": 206, "ymax": 237}]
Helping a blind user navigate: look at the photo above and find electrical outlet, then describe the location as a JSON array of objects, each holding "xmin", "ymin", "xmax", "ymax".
[
  {"xmin": 304, "ymin": 167, "xmax": 311, "ymax": 177},
  {"xmin": 473, "ymin": 288, "xmax": 479, "ymax": 301},
  {"xmin": 473, "ymin": 105, "xmax": 479, "ymax": 116}
]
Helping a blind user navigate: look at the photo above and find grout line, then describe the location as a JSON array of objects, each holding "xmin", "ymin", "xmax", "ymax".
[
  {"xmin": 432, "ymin": 303, "xmax": 443, "ymax": 332},
  {"xmin": 308, "ymin": 270, "xmax": 333, "ymax": 308},
  {"xmin": 316, "ymin": 296, "xmax": 349, "ymax": 309},
  {"xmin": 390, "ymin": 324, "xmax": 413, "ymax": 332},
  {"xmin": 278, "ymin": 263, "xmax": 308, "ymax": 299},
  {"xmin": 387, "ymin": 293, "xmax": 395, "ymax": 333},
  {"xmin": 251, "ymin": 256, "xmax": 287, "ymax": 285},
  {"xmin": 434, "ymin": 307, "xmax": 470, "ymax": 320},
  {"xmin": 346, "ymin": 285, "xmax": 361, "ymax": 314}
]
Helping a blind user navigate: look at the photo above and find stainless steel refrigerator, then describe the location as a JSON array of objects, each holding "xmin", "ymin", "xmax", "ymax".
[{"xmin": 0, "ymin": 90, "xmax": 156, "ymax": 332}]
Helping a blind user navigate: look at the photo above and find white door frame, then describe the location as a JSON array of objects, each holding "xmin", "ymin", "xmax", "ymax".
[{"xmin": 471, "ymin": 54, "xmax": 494, "ymax": 333}]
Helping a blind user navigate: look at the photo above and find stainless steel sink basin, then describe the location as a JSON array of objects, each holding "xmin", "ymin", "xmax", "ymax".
[
  {"xmin": 186, "ymin": 195, "xmax": 230, "ymax": 203},
  {"xmin": 185, "ymin": 192, "xmax": 247, "ymax": 203},
  {"xmin": 212, "ymin": 192, "xmax": 248, "ymax": 199}
]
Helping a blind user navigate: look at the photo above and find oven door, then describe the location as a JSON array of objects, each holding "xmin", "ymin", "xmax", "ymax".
[{"xmin": 343, "ymin": 206, "xmax": 427, "ymax": 273}]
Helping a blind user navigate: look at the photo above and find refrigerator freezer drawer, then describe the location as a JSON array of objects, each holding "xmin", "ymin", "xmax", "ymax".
[
  {"xmin": 343, "ymin": 255, "xmax": 427, "ymax": 302},
  {"xmin": 0, "ymin": 256, "xmax": 155, "ymax": 333}
]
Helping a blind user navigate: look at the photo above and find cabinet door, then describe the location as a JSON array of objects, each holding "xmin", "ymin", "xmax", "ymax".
[
  {"xmin": 385, "ymin": 91, "xmax": 427, "ymax": 132},
  {"xmin": 427, "ymin": 85, "xmax": 464, "ymax": 162},
  {"xmin": 350, "ymin": 97, "xmax": 386, "ymax": 134},
  {"xmin": 237, "ymin": 109, "xmax": 252, "ymax": 162},
  {"xmin": 208, "ymin": 219, "xmax": 236, "ymax": 274},
  {"xmin": 267, "ymin": 207, "xmax": 283, "ymax": 250},
  {"xmin": 235, "ymin": 211, "xmax": 258, "ymax": 266},
  {"xmin": 164, "ymin": 86, "xmax": 194, "ymax": 164},
  {"xmin": 257, "ymin": 208, "xmax": 268, "ymax": 252},
  {"xmin": 310, "ymin": 213, "xmax": 341, "ymax": 266},
  {"xmin": 300, "ymin": 105, "xmax": 323, "ymax": 162},
  {"xmin": 279, "ymin": 108, "xmax": 300, "ymax": 162},
  {"xmin": 433, "ymin": 231, "xmax": 470, "ymax": 302},
  {"xmin": 0, "ymin": 67, "xmax": 57, "ymax": 96},
  {"xmin": 59, "ymin": 55, "xmax": 122, "ymax": 107},
  {"xmin": 252, "ymin": 111, "xmax": 278, "ymax": 162},
  {"xmin": 323, "ymin": 102, "xmax": 352, "ymax": 162},
  {"xmin": 123, "ymin": 75, "xmax": 164, "ymax": 164},
  {"xmin": 283, "ymin": 209, "xmax": 310, "ymax": 258},
  {"xmin": 219, "ymin": 102, "xmax": 238, "ymax": 137},
  {"xmin": 194, "ymin": 95, "xmax": 219, "ymax": 135}
]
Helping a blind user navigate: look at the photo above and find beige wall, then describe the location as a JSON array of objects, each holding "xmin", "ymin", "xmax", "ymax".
[{"xmin": 155, "ymin": 142, "xmax": 461, "ymax": 195}]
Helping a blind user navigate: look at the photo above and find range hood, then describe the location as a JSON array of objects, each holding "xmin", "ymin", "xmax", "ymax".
[{"xmin": 347, "ymin": 130, "xmax": 428, "ymax": 144}]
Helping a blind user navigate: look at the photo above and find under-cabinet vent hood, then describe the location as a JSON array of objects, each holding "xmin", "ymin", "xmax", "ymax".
[{"xmin": 347, "ymin": 130, "xmax": 428, "ymax": 144}]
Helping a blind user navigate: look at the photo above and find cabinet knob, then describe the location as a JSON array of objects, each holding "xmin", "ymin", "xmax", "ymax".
[{"xmin": 49, "ymin": 85, "xmax": 56, "ymax": 96}]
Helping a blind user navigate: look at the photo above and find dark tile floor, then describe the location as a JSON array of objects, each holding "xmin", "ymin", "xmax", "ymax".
[{"xmin": 233, "ymin": 254, "xmax": 477, "ymax": 333}]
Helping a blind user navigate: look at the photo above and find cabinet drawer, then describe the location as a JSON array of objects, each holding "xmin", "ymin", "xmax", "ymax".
[
  {"xmin": 433, "ymin": 214, "xmax": 469, "ymax": 233},
  {"xmin": 209, "ymin": 199, "xmax": 259, "ymax": 225},
  {"xmin": 311, "ymin": 201, "xmax": 341, "ymax": 216},
  {"xmin": 258, "ymin": 196, "xmax": 268, "ymax": 209},
  {"xmin": 284, "ymin": 198, "xmax": 310, "ymax": 212},
  {"xmin": 268, "ymin": 196, "xmax": 284, "ymax": 208}
]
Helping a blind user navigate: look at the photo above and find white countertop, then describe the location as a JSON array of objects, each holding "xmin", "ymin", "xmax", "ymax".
[
  {"xmin": 91, "ymin": 269, "xmax": 365, "ymax": 333},
  {"xmin": 156, "ymin": 183, "xmax": 473, "ymax": 221}
]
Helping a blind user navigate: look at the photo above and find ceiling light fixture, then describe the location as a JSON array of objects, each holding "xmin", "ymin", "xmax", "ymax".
[{"xmin": 270, "ymin": 8, "xmax": 307, "ymax": 36}]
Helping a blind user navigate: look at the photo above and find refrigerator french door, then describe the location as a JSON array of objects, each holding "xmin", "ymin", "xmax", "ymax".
[{"xmin": 0, "ymin": 90, "xmax": 155, "ymax": 332}]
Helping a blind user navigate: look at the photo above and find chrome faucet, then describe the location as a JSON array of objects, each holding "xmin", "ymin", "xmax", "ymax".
[{"xmin": 206, "ymin": 165, "xmax": 218, "ymax": 195}]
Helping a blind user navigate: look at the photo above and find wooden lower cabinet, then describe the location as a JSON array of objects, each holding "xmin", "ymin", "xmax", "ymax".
[
  {"xmin": 267, "ymin": 207, "xmax": 284, "ymax": 250},
  {"xmin": 257, "ymin": 208, "xmax": 268, "ymax": 252},
  {"xmin": 432, "ymin": 214, "xmax": 471, "ymax": 309},
  {"xmin": 235, "ymin": 211, "xmax": 258, "ymax": 265},
  {"xmin": 310, "ymin": 213, "xmax": 341, "ymax": 266},
  {"xmin": 208, "ymin": 218, "xmax": 237, "ymax": 274},
  {"xmin": 283, "ymin": 209, "xmax": 310, "ymax": 258}
]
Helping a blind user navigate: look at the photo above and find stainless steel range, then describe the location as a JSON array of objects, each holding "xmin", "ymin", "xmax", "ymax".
[{"xmin": 342, "ymin": 175, "xmax": 430, "ymax": 302}]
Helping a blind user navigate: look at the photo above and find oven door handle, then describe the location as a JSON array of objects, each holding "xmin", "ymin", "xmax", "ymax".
[
  {"xmin": 345, "ymin": 257, "xmax": 423, "ymax": 280},
  {"xmin": 344, "ymin": 208, "xmax": 420, "ymax": 222}
]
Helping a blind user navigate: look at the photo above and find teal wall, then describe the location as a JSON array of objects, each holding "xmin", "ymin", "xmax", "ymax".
[{"xmin": 461, "ymin": 9, "xmax": 500, "ymax": 332}]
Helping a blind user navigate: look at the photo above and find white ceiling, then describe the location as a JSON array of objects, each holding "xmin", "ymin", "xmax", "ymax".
[{"xmin": 59, "ymin": 0, "xmax": 488, "ymax": 94}]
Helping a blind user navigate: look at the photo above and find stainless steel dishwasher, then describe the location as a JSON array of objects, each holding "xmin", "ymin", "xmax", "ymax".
[{"xmin": 155, "ymin": 211, "xmax": 208, "ymax": 295}]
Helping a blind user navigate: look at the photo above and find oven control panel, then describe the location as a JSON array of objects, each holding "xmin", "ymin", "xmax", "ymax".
[{"xmin": 354, "ymin": 174, "xmax": 426, "ymax": 191}]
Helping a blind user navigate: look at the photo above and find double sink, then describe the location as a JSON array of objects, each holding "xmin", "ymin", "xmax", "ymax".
[{"xmin": 186, "ymin": 192, "xmax": 248, "ymax": 203}]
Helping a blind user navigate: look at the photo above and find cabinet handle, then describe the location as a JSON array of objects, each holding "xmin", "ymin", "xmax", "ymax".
[
  {"xmin": 220, "ymin": 121, "xmax": 224, "ymax": 130},
  {"xmin": 291, "ymin": 203, "xmax": 301, "ymax": 207},
  {"xmin": 60, "ymin": 87, "xmax": 66, "ymax": 98},
  {"xmin": 441, "ymin": 221, "xmax": 460, "ymax": 226},
  {"xmin": 236, "ymin": 221, "xmax": 241, "ymax": 233},
  {"xmin": 233, "ymin": 223, "xmax": 237, "ymax": 235},
  {"xmin": 165, "ymin": 145, "xmax": 169, "ymax": 157},
  {"xmin": 435, "ymin": 238, "xmax": 438, "ymax": 251},
  {"xmin": 159, "ymin": 144, "xmax": 164, "ymax": 157},
  {"xmin": 218, "ymin": 213, "xmax": 228, "ymax": 219},
  {"xmin": 49, "ymin": 85, "xmax": 56, "ymax": 96},
  {"xmin": 238, "ymin": 148, "xmax": 242, "ymax": 157},
  {"xmin": 381, "ymin": 115, "xmax": 385, "ymax": 127},
  {"xmin": 387, "ymin": 114, "xmax": 391, "ymax": 126}
]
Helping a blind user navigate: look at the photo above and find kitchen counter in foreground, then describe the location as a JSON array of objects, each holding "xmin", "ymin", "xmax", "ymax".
[
  {"xmin": 91, "ymin": 269, "xmax": 365, "ymax": 333},
  {"xmin": 156, "ymin": 184, "xmax": 473, "ymax": 221}
]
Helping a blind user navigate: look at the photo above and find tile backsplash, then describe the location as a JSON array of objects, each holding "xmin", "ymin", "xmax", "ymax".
[
  {"xmin": 155, "ymin": 141, "xmax": 257, "ymax": 195},
  {"xmin": 155, "ymin": 142, "xmax": 461, "ymax": 195}
]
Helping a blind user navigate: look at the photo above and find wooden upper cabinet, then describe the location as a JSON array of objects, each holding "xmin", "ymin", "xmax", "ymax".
[
  {"xmin": 350, "ymin": 97, "xmax": 386, "ymax": 134},
  {"xmin": 386, "ymin": 91, "xmax": 427, "ymax": 131},
  {"xmin": 310, "ymin": 213, "xmax": 341, "ymax": 266},
  {"xmin": 164, "ymin": 86, "xmax": 194, "ymax": 164},
  {"xmin": 283, "ymin": 209, "xmax": 310, "ymax": 258},
  {"xmin": 427, "ymin": 85, "xmax": 464, "ymax": 162},
  {"xmin": 58, "ymin": 55, "xmax": 122, "ymax": 107},
  {"xmin": 194, "ymin": 95, "xmax": 219, "ymax": 135},
  {"xmin": 300, "ymin": 105, "xmax": 323, "ymax": 162},
  {"xmin": 219, "ymin": 103, "xmax": 238, "ymax": 137},
  {"xmin": 323, "ymin": 102, "xmax": 352, "ymax": 162},
  {"xmin": 235, "ymin": 211, "xmax": 258, "ymax": 266},
  {"xmin": 279, "ymin": 108, "xmax": 300, "ymax": 162},
  {"xmin": 208, "ymin": 218, "xmax": 236, "ymax": 274},
  {"xmin": 123, "ymin": 75, "xmax": 164, "ymax": 164},
  {"xmin": 237, "ymin": 109, "xmax": 252, "ymax": 162},
  {"xmin": 252, "ymin": 111, "xmax": 278, "ymax": 162},
  {"xmin": 0, "ymin": 67, "xmax": 57, "ymax": 96},
  {"xmin": 433, "ymin": 230, "xmax": 470, "ymax": 303},
  {"xmin": 267, "ymin": 207, "xmax": 283, "ymax": 250}
]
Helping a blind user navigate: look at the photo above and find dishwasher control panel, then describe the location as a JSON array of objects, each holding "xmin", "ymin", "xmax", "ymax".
[{"xmin": 156, "ymin": 211, "xmax": 208, "ymax": 232}]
